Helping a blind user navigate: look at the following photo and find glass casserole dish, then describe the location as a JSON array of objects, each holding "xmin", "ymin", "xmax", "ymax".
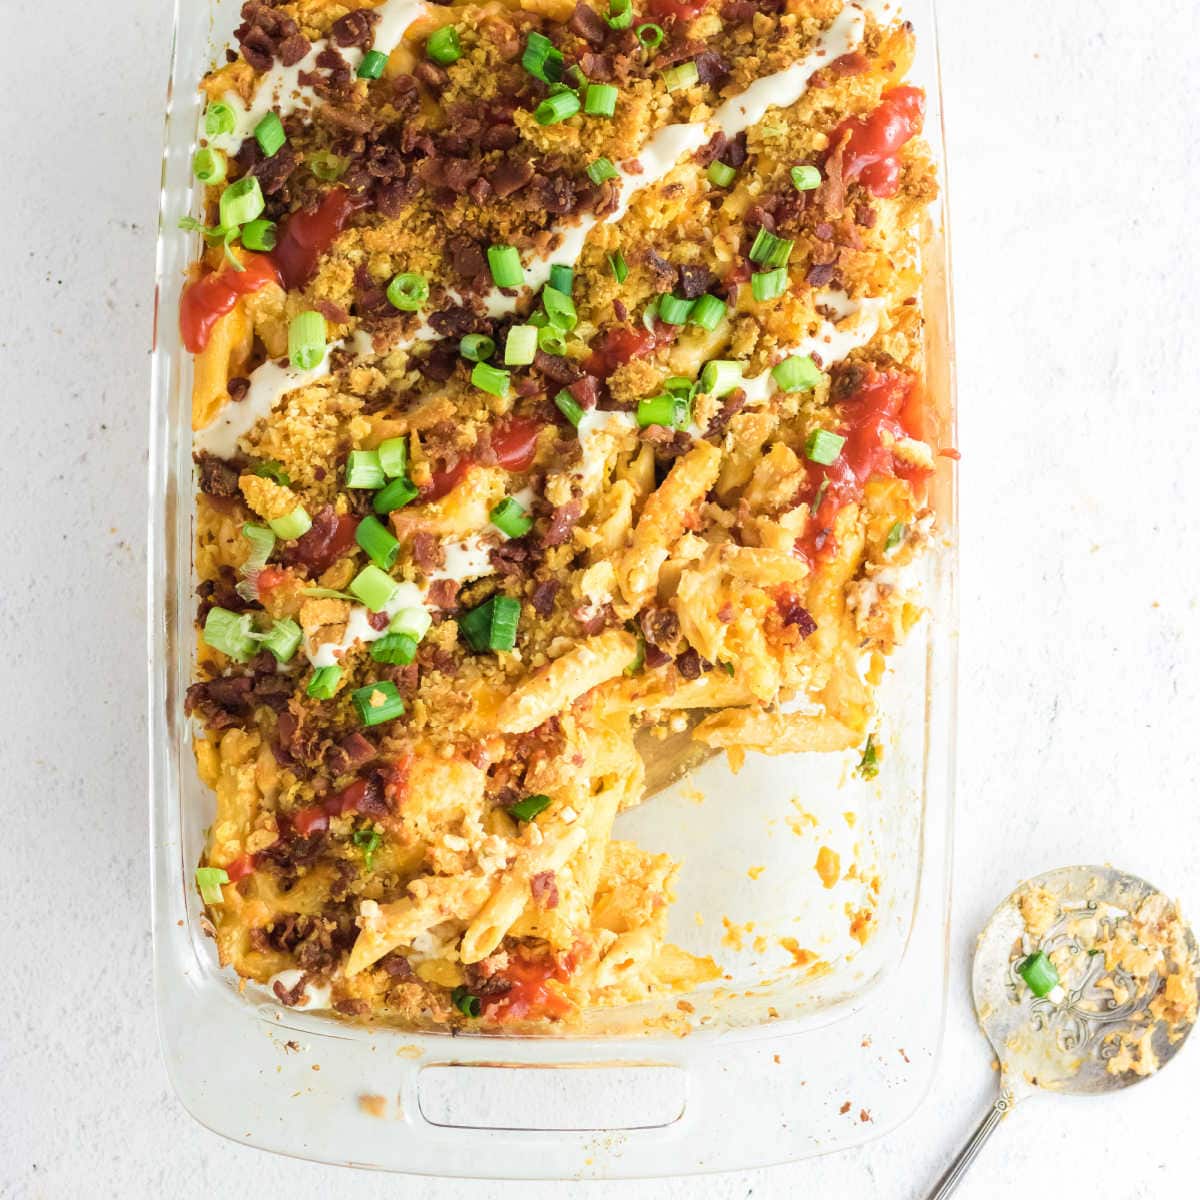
[{"xmin": 149, "ymin": 0, "xmax": 956, "ymax": 1176}]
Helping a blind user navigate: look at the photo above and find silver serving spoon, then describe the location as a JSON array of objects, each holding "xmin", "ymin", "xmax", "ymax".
[{"xmin": 926, "ymin": 865, "xmax": 1198, "ymax": 1199}]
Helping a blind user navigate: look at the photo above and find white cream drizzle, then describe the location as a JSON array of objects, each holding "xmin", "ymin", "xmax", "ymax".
[
  {"xmin": 206, "ymin": 0, "xmax": 429, "ymax": 154},
  {"xmin": 306, "ymin": 579, "xmax": 426, "ymax": 668},
  {"xmin": 430, "ymin": 533, "xmax": 496, "ymax": 584},
  {"xmin": 194, "ymin": 343, "xmax": 342, "ymax": 458},
  {"xmin": 266, "ymin": 969, "xmax": 333, "ymax": 1011}
]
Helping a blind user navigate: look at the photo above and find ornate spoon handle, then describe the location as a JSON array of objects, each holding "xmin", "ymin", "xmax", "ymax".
[{"xmin": 923, "ymin": 1091, "xmax": 1015, "ymax": 1200}]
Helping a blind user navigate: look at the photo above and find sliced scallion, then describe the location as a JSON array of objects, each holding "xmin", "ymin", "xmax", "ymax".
[
  {"xmin": 504, "ymin": 325, "xmax": 538, "ymax": 366},
  {"xmin": 772, "ymin": 354, "xmax": 821, "ymax": 393},
  {"xmin": 349, "ymin": 564, "xmax": 399, "ymax": 612},
  {"xmin": 306, "ymin": 665, "xmax": 342, "ymax": 699},
  {"xmin": 508, "ymin": 793, "xmax": 552, "ymax": 822},
  {"xmin": 636, "ymin": 22, "xmax": 664, "ymax": 50},
  {"xmin": 192, "ymin": 148, "xmax": 227, "ymax": 185},
  {"xmin": 373, "ymin": 476, "xmax": 419, "ymax": 514},
  {"xmin": 663, "ymin": 61, "xmax": 699, "ymax": 92},
  {"xmin": 308, "ymin": 150, "xmax": 346, "ymax": 182},
  {"xmin": 522, "ymin": 30, "xmax": 563, "ymax": 84},
  {"xmin": 607, "ymin": 0, "xmax": 632, "ymax": 30},
  {"xmin": 490, "ymin": 496, "xmax": 533, "ymax": 539},
  {"xmin": 240, "ymin": 217, "xmax": 276, "ymax": 251},
  {"xmin": 1017, "ymin": 950, "xmax": 1060, "ymax": 998},
  {"xmin": 689, "ymin": 294, "xmax": 726, "ymax": 331},
  {"xmin": 204, "ymin": 102, "xmax": 236, "ymax": 138},
  {"xmin": 377, "ymin": 437, "xmax": 408, "ymax": 479},
  {"xmin": 203, "ymin": 607, "xmax": 256, "ymax": 662},
  {"xmin": 427, "ymin": 26, "xmax": 462, "ymax": 66},
  {"xmin": 805, "ymin": 428, "xmax": 846, "ymax": 466},
  {"xmin": 218, "ymin": 176, "xmax": 264, "ymax": 228},
  {"xmin": 259, "ymin": 617, "xmax": 302, "ymax": 663},
  {"xmin": 355, "ymin": 514, "xmax": 401, "ymax": 570},
  {"xmin": 548, "ymin": 263, "xmax": 574, "ymax": 295},
  {"xmin": 537, "ymin": 325, "xmax": 567, "ymax": 356},
  {"xmin": 370, "ymin": 632, "xmax": 418, "ymax": 664},
  {"xmin": 707, "ymin": 161, "xmax": 736, "ymax": 188},
  {"xmin": 253, "ymin": 111, "xmax": 286, "ymax": 157},
  {"xmin": 195, "ymin": 866, "xmax": 230, "ymax": 904},
  {"xmin": 699, "ymin": 360, "xmax": 743, "ymax": 398},
  {"xmin": 751, "ymin": 267, "xmax": 788, "ymax": 303},
  {"xmin": 657, "ymin": 293, "xmax": 694, "ymax": 326},
  {"xmin": 357, "ymin": 49, "xmax": 388, "ymax": 79},
  {"xmin": 587, "ymin": 157, "xmax": 619, "ymax": 185},
  {"xmin": 608, "ymin": 250, "xmax": 628, "ymax": 284},
  {"xmin": 885, "ymin": 522, "xmax": 907, "ymax": 553},
  {"xmin": 268, "ymin": 505, "xmax": 312, "ymax": 541},
  {"xmin": 471, "ymin": 361, "xmax": 510, "ymax": 397},
  {"xmin": 584, "ymin": 83, "xmax": 618, "ymax": 116},
  {"xmin": 352, "ymin": 680, "xmax": 405, "ymax": 726},
  {"xmin": 345, "ymin": 449, "xmax": 385, "ymax": 490},
  {"xmin": 791, "ymin": 164, "xmax": 822, "ymax": 192},
  {"xmin": 386, "ymin": 272, "xmax": 429, "ymax": 312},
  {"xmin": 451, "ymin": 985, "xmax": 482, "ymax": 1017},
  {"xmin": 749, "ymin": 228, "xmax": 794, "ymax": 269},
  {"xmin": 637, "ymin": 393, "xmax": 689, "ymax": 430},
  {"xmin": 389, "ymin": 606, "xmax": 432, "ymax": 641},
  {"xmin": 554, "ymin": 389, "xmax": 584, "ymax": 428},
  {"xmin": 487, "ymin": 244, "xmax": 524, "ymax": 289},
  {"xmin": 288, "ymin": 310, "xmax": 326, "ymax": 370},
  {"xmin": 458, "ymin": 594, "xmax": 521, "ymax": 653},
  {"xmin": 459, "ymin": 333, "xmax": 496, "ymax": 362},
  {"xmin": 534, "ymin": 90, "xmax": 580, "ymax": 126},
  {"xmin": 541, "ymin": 285, "xmax": 577, "ymax": 331}
]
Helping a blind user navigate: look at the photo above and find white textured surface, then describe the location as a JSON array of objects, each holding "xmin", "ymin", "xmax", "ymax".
[{"xmin": 2, "ymin": 0, "xmax": 1199, "ymax": 1194}]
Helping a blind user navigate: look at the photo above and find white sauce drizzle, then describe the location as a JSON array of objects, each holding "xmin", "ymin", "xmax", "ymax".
[
  {"xmin": 574, "ymin": 410, "xmax": 639, "ymax": 495},
  {"xmin": 306, "ymin": 579, "xmax": 426, "ymax": 668},
  {"xmin": 430, "ymin": 533, "xmax": 496, "ymax": 584},
  {"xmin": 194, "ymin": 343, "xmax": 341, "ymax": 458},
  {"xmin": 207, "ymin": 0, "xmax": 429, "ymax": 154},
  {"xmin": 266, "ymin": 969, "xmax": 333, "ymax": 1011}
]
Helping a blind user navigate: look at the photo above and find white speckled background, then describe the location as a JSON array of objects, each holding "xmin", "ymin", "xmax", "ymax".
[{"xmin": 2, "ymin": 0, "xmax": 1198, "ymax": 1194}]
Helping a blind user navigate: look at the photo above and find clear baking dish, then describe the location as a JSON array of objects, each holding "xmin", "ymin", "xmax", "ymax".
[{"xmin": 148, "ymin": 0, "xmax": 956, "ymax": 1176}]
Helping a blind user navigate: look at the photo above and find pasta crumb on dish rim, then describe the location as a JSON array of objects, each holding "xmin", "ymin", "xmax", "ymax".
[{"xmin": 182, "ymin": 0, "xmax": 944, "ymax": 1031}]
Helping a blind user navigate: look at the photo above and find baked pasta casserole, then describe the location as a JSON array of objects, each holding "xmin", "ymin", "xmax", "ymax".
[{"xmin": 182, "ymin": 0, "xmax": 942, "ymax": 1028}]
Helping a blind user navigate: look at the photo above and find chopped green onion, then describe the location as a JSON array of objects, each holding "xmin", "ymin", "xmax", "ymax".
[
  {"xmin": 504, "ymin": 325, "xmax": 538, "ymax": 366},
  {"xmin": 370, "ymin": 632, "xmax": 418, "ymax": 665},
  {"xmin": 1017, "ymin": 950, "xmax": 1060, "ymax": 998},
  {"xmin": 352, "ymin": 680, "xmax": 406, "ymax": 726},
  {"xmin": 885, "ymin": 522, "xmax": 907, "ymax": 553},
  {"xmin": 625, "ymin": 633, "xmax": 645, "ymax": 676},
  {"xmin": 203, "ymin": 606, "xmax": 257, "ymax": 662},
  {"xmin": 377, "ymin": 437, "xmax": 408, "ymax": 479},
  {"xmin": 699, "ymin": 360, "xmax": 743, "ymax": 398},
  {"xmin": 308, "ymin": 150, "xmax": 347, "ymax": 182},
  {"xmin": 522, "ymin": 30, "xmax": 563, "ymax": 84},
  {"xmin": 306, "ymin": 665, "xmax": 342, "ymax": 699},
  {"xmin": 689, "ymin": 294, "xmax": 726, "ymax": 332},
  {"xmin": 248, "ymin": 460, "xmax": 290, "ymax": 486},
  {"xmin": 565, "ymin": 63, "xmax": 587, "ymax": 88},
  {"xmin": 451, "ymin": 985, "xmax": 482, "ymax": 1018},
  {"xmin": 268, "ymin": 505, "xmax": 312, "ymax": 540},
  {"xmin": 304, "ymin": 662, "xmax": 343, "ymax": 700},
  {"xmin": 259, "ymin": 617, "xmax": 302, "ymax": 663},
  {"xmin": 749, "ymin": 228, "xmax": 795, "ymax": 269},
  {"xmin": 192, "ymin": 148, "xmax": 227, "ymax": 185},
  {"xmin": 301, "ymin": 586, "xmax": 354, "ymax": 599},
  {"xmin": 657, "ymin": 293, "xmax": 695, "ymax": 326},
  {"xmin": 288, "ymin": 310, "xmax": 326, "ymax": 370},
  {"xmin": 205, "ymin": 102, "xmax": 236, "ymax": 138},
  {"xmin": 471, "ymin": 361, "xmax": 510, "ymax": 397},
  {"xmin": 636, "ymin": 393, "xmax": 689, "ymax": 430},
  {"xmin": 790, "ymin": 164, "xmax": 822, "ymax": 192},
  {"xmin": 459, "ymin": 594, "xmax": 521, "ymax": 653},
  {"xmin": 218, "ymin": 175, "xmax": 264, "ymax": 227},
  {"xmin": 548, "ymin": 264, "xmax": 574, "ymax": 295},
  {"xmin": 389, "ymin": 606, "xmax": 432, "ymax": 641},
  {"xmin": 508, "ymin": 793, "xmax": 552, "ymax": 822},
  {"xmin": 427, "ymin": 25, "xmax": 462, "ymax": 66},
  {"xmin": 663, "ymin": 376, "xmax": 695, "ymax": 399},
  {"xmin": 195, "ymin": 866, "xmax": 230, "ymax": 904},
  {"xmin": 663, "ymin": 61, "xmax": 699, "ymax": 92},
  {"xmin": 636, "ymin": 22, "xmax": 664, "ymax": 50},
  {"xmin": 554, "ymin": 389, "xmax": 584, "ymax": 428},
  {"xmin": 805, "ymin": 428, "xmax": 846, "ymax": 466},
  {"xmin": 490, "ymin": 496, "xmax": 533, "ymax": 539},
  {"xmin": 856, "ymin": 733, "xmax": 880, "ymax": 780},
  {"xmin": 349, "ymin": 564, "xmax": 399, "ymax": 612},
  {"xmin": 352, "ymin": 828, "xmax": 383, "ymax": 871},
  {"xmin": 240, "ymin": 218, "xmax": 277, "ymax": 251},
  {"xmin": 608, "ymin": 250, "xmax": 628, "ymax": 284},
  {"xmin": 537, "ymin": 325, "xmax": 568, "ymax": 356},
  {"xmin": 607, "ymin": 0, "xmax": 633, "ymax": 30},
  {"xmin": 459, "ymin": 333, "xmax": 496, "ymax": 362},
  {"xmin": 218, "ymin": 227, "xmax": 245, "ymax": 272},
  {"xmin": 487, "ymin": 244, "xmax": 524, "ymax": 289},
  {"xmin": 241, "ymin": 523, "xmax": 275, "ymax": 574},
  {"xmin": 541, "ymin": 285, "xmax": 577, "ymax": 331},
  {"xmin": 373, "ymin": 476, "xmax": 419, "ymax": 514},
  {"xmin": 772, "ymin": 354, "xmax": 821, "ymax": 392},
  {"xmin": 345, "ymin": 449, "xmax": 385, "ymax": 490},
  {"xmin": 587, "ymin": 157, "xmax": 619, "ymax": 185},
  {"xmin": 751, "ymin": 267, "xmax": 788, "ymax": 302},
  {"xmin": 355, "ymin": 514, "xmax": 400, "ymax": 570},
  {"xmin": 534, "ymin": 90, "xmax": 580, "ymax": 125},
  {"xmin": 357, "ymin": 49, "xmax": 388, "ymax": 79},
  {"xmin": 707, "ymin": 161, "xmax": 736, "ymax": 188},
  {"xmin": 386, "ymin": 272, "xmax": 429, "ymax": 312},
  {"xmin": 810, "ymin": 477, "xmax": 829, "ymax": 515},
  {"xmin": 584, "ymin": 83, "xmax": 618, "ymax": 116},
  {"xmin": 253, "ymin": 111, "xmax": 286, "ymax": 157}
]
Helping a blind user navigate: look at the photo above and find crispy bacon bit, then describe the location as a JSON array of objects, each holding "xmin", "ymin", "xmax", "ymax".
[
  {"xmin": 806, "ymin": 263, "xmax": 837, "ymax": 288},
  {"xmin": 569, "ymin": 1, "xmax": 610, "ymax": 45},
  {"xmin": 640, "ymin": 606, "xmax": 680, "ymax": 651},
  {"xmin": 313, "ymin": 298, "xmax": 350, "ymax": 325},
  {"xmin": 491, "ymin": 538, "xmax": 535, "ymax": 578},
  {"xmin": 706, "ymin": 387, "xmax": 746, "ymax": 436},
  {"xmin": 676, "ymin": 263, "xmax": 713, "ymax": 299},
  {"xmin": 227, "ymin": 376, "xmax": 250, "ymax": 401},
  {"xmin": 235, "ymin": 3, "xmax": 309, "ymax": 72},
  {"xmin": 530, "ymin": 579, "xmax": 560, "ymax": 616},
  {"xmin": 777, "ymin": 593, "xmax": 817, "ymax": 638},
  {"xmin": 566, "ymin": 374, "xmax": 599, "ymax": 410},
  {"xmin": 280, "ymin": 506, "xmax": 359, "ymax": 577},
  {"xmin": 426, "ymin": 578, "xmax": 460, "ymax": 610},
  {"xmin": 273, "ymin": 975, "xmax": 309, "ymax": 1007},
  {"xmin": 488, "ymin": 157, "xmax": 535, "ymax": 198},
  {"xmin": 534, "ymin": 349, "xmax": 582, "ymax": 385},
  {"xmin": 412, "ymin": 532, "xmax": 445, "ymax": 572},
  {"xmin": 694, "ymin": 51, "xmax": 731, "ymax": 84},
  {"xmin": 643, "ymin": 247, "xmax": 678, "ymax": 292},
  {"xmin": 675, "ymin": 647, "xmax": 709, "ymax": 679},
  {"xmin": 580, "ymin": 50, "xmax": 614, "ymax": 81},
  {"xmin": 195, "ymin": 452, "xmax": 240, "ymax": 498},
  {"xmin": 530, "ymin": 870, "xmax": 560, "ymax": 909},
  {"xmin": 367, "ymin": 610, "xmax": 390, "ymax": 632},
  {"xmin": 542, "ymin": 499, "xmax": 583, "ymax": 548},
  {"xmin": 330, "ymin": 7, "xmax": 378, "ymax": 49},
  {"xmin": 379, "ymin": 952, "xmax": 415, "ymax": 980}
]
